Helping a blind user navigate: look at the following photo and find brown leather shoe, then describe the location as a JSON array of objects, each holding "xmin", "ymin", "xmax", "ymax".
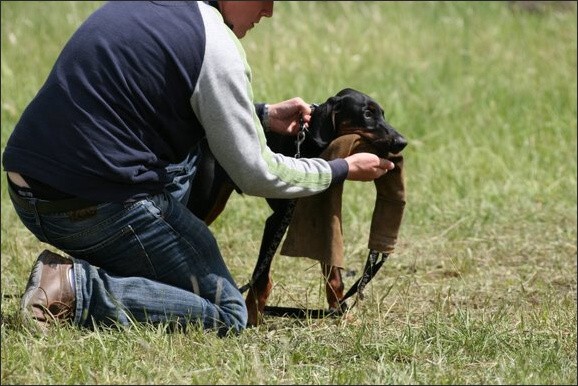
[{"xmin": 20, "ymin": 250, "xmax": 76, "ymax": 329}]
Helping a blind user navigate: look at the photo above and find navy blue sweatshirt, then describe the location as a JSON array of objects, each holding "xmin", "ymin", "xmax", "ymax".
[{"xmin": 3, "ymin": 1, "xmax": 347, "ymax": 202}]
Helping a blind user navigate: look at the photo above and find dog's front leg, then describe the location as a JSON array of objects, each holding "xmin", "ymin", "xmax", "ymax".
[
  {"xmin": 321, "ymin": 263, "xmax": 345, "ymax": 312},
  {"xmin": 244, "ymin": 198, "xmax": 296, "ymax": 326},
  {"xmin": 245, "ymin": 275, "xmax": 272, "ymax": 327}
]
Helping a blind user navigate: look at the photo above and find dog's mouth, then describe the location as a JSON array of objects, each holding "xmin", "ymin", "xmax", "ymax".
[
  {"xmin": 337, "ymin": 125, "xmax": 407, "ymax": 157},
  {"xmin": 369, "ymin": 137, "xmax": 407, "ymax": 157}
]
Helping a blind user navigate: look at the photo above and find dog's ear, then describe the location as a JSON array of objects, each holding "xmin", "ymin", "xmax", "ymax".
[
  {"xmin": 327, "ymin": 95, "xmax": 343, "ymax": 114},
  {"xmin": 307, "ymin": 97, "xmax": 341, "ymax": 149}
]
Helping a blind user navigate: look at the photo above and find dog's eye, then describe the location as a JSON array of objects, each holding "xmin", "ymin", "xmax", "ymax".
[{"xmin": 363, "ymin": 110, "xmax": 373, "ymax": 119}]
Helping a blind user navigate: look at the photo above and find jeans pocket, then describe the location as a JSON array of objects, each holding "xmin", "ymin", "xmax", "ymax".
[{"xmin": 59, "ymin": 224, "xmax": 158, "ymax": 279}]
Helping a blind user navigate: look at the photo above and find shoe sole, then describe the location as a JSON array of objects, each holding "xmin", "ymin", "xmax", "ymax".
[
  {"xmin": 19, "ymin": 254, "xmax": 50, "ymax": 333},
  {"xmin": 20, "ymin": 255, "xmax": 45, "ymax": 313}
]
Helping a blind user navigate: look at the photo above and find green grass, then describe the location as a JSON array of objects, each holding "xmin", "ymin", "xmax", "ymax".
[{"xmin": 2, "ymin": 1, "xmax": 576, "ymax": 384}]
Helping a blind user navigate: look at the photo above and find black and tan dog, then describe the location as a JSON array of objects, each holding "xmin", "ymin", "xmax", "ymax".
[{"xmin": 187, "ymin": 88, "xmax": 407, "ymax": 326}]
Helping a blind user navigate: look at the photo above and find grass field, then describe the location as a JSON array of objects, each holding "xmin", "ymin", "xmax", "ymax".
[{"xmin": 1, "ymin": 1, "xmax": 576, "ymax": 384}]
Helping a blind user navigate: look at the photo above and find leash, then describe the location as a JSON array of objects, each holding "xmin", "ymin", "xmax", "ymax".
[
  {"xmin": 294, "ymin": 103, "xmax": 318, "ymax": 159},
  {"xmin": 262, "ymin": 250, "xmax": 388, "ymax": 319},
  {"xmin": 338, "ymin": 251, "xmax": 388, "ymax": 306}
]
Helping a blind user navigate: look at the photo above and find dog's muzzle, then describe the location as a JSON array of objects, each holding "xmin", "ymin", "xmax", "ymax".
[{"xmin": 371, "ymin": 135, "xmax": 407, "ymax": 156}]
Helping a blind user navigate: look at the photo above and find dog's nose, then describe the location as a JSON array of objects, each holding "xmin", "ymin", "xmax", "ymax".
[{"xmin": 391, "ymin": 136, "xmax": 407, "ymax": 153}]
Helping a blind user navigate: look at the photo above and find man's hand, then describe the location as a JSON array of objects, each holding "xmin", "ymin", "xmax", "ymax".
[
  {"xmin": 344, "ymin": 153, "xmax": 395, "ymax": 181},
  {"xmin": 267, "ymin": 97, "xmax": 312, "ymax": 136}
]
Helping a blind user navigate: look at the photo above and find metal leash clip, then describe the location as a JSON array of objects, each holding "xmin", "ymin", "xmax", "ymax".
[
  {"xmin": 294, "ymin": 104, "xmax": 318, "ymax": 159},
  {"xmin": 295, "ymin": 130, "xmax": 306, "ymax": 159}
]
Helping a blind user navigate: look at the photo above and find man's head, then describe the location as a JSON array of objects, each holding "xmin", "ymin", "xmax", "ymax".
[{"xmin": 218, "ymin": 1, "xmax": 274, "ymax": 38}]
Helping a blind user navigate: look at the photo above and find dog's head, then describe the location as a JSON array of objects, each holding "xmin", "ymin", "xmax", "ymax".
[{"xmin": 307, "ymin": 88, "xmax": 407, "ymax": 157}]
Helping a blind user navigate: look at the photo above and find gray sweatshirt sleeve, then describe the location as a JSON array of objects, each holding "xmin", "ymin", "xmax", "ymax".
[{"xmin": 190, "ymin": 3, "xmax": 337, "ymax": 199}]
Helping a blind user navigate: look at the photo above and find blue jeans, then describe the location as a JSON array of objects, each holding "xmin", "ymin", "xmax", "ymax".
[{"xmin": 9, "ymin": 152, "xmax": 248, "ymax": 335}]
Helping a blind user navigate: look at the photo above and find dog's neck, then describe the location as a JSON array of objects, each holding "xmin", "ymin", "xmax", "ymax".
[{"xmin": 301, "ymin": 103, "xmax": 336, "ymax": 157}]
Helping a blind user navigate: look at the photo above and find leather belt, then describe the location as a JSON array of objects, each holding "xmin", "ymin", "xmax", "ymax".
[{"xmin": 7, "ymin": 181, "xmax": 100, "ymax": 215}]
